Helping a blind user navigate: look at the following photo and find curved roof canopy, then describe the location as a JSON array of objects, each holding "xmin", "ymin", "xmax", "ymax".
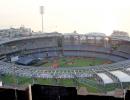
[
  {"xmin": 97, "ymin": 73, "xmax": 114, "ymax": 84},
  {"xmin": 110, "ymin": 70, "xmax": 130, "ymax": 82}
]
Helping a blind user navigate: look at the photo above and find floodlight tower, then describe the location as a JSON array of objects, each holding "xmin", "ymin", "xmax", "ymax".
[{"xmin": 40, "ymin": 6, "xmax": 44, "ymax": 33}]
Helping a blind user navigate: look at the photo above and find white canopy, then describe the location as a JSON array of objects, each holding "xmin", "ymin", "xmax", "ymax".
[
  {"xmin": 97, "ymin": 73, "xmax": 113, "ymax": 84},
  {"xmin": 110, "ymin": 70, "xmax": 130, "ymax": 82},
  {"xmin": 11, "ymin": 56, "xmax": 19, "ymax": 62},
  {"xmin": 0, "ymin": 81, "xmax": 2, "ymax": 86},
  {"xmin": 126, "ymin": 68, "xmax": 130, "ymax": 71}
]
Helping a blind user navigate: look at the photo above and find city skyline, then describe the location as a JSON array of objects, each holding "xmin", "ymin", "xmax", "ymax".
[{"xmin": 0, "ymin": 0, "xmax": 130, "ymax": 35}]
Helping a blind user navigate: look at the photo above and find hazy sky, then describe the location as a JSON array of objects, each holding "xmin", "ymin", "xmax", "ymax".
[{"xmin": 0, "ymin": 0, "xmax": 130, "ymax": 35}]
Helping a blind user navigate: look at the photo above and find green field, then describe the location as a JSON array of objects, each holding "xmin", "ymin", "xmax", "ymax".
[
  {"xmin": 0, "ymin": 74, "xmax": 124, "ymax": 93},
  {"xmin": 0, "ymin": 74, "xmax": 100, "ymax": 93},
  {"xmin": 35, "ymin": 57, "xmax": 112, "ymax": 67}
]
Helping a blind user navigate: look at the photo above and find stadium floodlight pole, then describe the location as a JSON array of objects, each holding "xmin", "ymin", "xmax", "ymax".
[{"xmin": 40, "ymin": 6, "xmax": 44, "ymax": 33}]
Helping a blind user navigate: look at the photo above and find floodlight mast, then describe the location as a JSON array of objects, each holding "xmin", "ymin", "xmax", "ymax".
[{"xmin": 40, "ymin": 6, "xmax": 44, "ymax": 33}]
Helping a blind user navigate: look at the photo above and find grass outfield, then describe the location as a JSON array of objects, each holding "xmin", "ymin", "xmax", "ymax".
[
  {"xmin": 0, "ymin": 74, "xmax": 123, "ymax": 93},
  {"xmin": 0, "ymin": 74, "xmax": 100, "ymax": 93},
  {"xmin": 36, "ymin": 57, "xmax": 112, "ymax": 67}
]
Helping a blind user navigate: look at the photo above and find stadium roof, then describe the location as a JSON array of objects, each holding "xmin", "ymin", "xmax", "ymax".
[
  {"xmin": 0, "ymin": 34, "xmax": 60, "ymax": 45},
  {"xmin": 97, "ymin": 73, "xmax": 114, "ymax": 84},
  {"xmin": 110, "ymin": 70, "xmax": 130, "ymax": 82}
]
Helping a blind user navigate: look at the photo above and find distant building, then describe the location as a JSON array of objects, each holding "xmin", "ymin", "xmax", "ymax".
[
  {"xmin": 111, "ymin": 30, "xmax": 129, "ymax": 39},
  {"xmin": 0, "ymin": 26, "xmax": 32, "ymax": 38},
  {"xmin": 110, "ymin": 30, "xmax": 130, "ymax": 45}
]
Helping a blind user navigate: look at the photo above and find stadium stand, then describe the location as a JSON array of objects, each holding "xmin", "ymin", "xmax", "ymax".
[
  {"xmin": 116, "ymin": 45, "xmax": 130, "ymax": 54},
  {"xmin": 0, "ymin": 33, "xmax": 130, "ymax": 98}
]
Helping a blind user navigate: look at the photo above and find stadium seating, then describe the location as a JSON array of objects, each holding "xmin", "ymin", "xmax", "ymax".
[
  {"xmin": 117, "ymin": 45, "xmax": 130, "ymax": 54},
  {"xmin": 0, "ymin": 34, "xmax": 130, "ymax": 86}
]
